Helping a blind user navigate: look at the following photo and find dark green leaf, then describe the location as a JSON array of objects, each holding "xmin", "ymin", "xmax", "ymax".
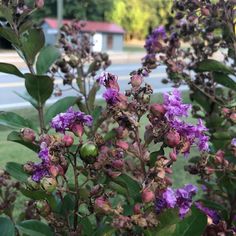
[
  {"xmin": 0, "ymin": 6, "xmax": 14, "ymax": 26},
  {"xmin": 45, "ymin": 96, "xmax": 77, "ymax": 124},
  {"xmin": 24, "ymin": 73, "xmax": 53, "ymax": 105},
  {"xmin": 36, "ymin": 45, "xmax": 61, "ymax": 75},
  {"xmin": 93, "ymin": 224, "xmax": 115, "ymax": 236},
  {"xmin": 195, "ymin": 59, "xmax": 234, "ymax": 74},
  {"xmin": 20, "ymin": 188, "xmax": 58, "ymax": 210},
  {"xmin": 14, "ymin": 91, "xmax": 38, "ymax": 109},
  {"xmin": 0, "ymin": 217, "xmax": 15, "ymax": 236},
  {"xmin": 0, "ymin": 63, "xmax": 24, "ymax": 78},
  {"xmin": 191, "ymin": 90, "xmax": 211, "ymax": 112},
  {"xmin": 16, "ymin": 220, "xmax": 53, "ymax": 236},
  {"xmin": 7, "ymin": 131, "xmax": 39, "ymax": 152},
  {"xmin": 173, "ymin": 206, "xmax": 207, "ymax": 236},
  {"xmin": 0, "ymin": 27, "xmax": 20, "ymax": 46},
  {"xmin": 80, "ymin": 217, "xmax": 94, "ymax": 236},
  {"xmin": 213, "ymin": 72, "xmax": 236, "ymax": 91},
  {"xmin": 19, "ymin": 21, "xmax": 34, "ymax": 35},
  {"xmin": 113, "ymin": 174, "xmax": 141, "ymax": 202},
  {"xmin": 5, "ymin": 162, "xmax": 29, "ymax": 182},
  {"xmin": 0, "ymin": 111, "xmax": 34, "ymax": 129},
  {"xmin": 104, "ymin": 129, "xmax": 117, "ymax": 142},
  {"xmin": 20, "ymin": 28, "xmax": 45, "ymax": 64}
]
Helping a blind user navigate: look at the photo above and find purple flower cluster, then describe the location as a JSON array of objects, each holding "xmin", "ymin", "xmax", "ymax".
[
  {"xmin": 144, "ymin": 26, "xmax": 166, "ymax": 53},
  {"xmin": 164, "ymin": 89, "xmax": 209, "ymax": 153},
  {"xmin": 51, "ymin": 107, "xmax": 93, "ymax": 133},
  {"xmin": 195, "ymin": 202, "xmax": 220, "ymax": 224},
  {"xmin": 98, "ymin": 72, "xmax": 122, "ymax": 106},
  {"xmin": 103, "ymin": 88, "xmax": 120, "ymax": 105},
  {"xmin": 32, "ymin": 142, "xmax": 50, "ymax": 182},
  {"xmin": 155, "ymin": 184, "xmax": 198, "ymax": 218}
]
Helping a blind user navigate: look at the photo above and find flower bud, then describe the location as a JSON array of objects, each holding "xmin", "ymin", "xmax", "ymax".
[
  {"xmin": 201, "ymin": 7, "xmax": 210, "ymax": 16},
  {"xmin": 215, "ymin": 150, "xmax": 224, "ymax": 164},
  {"xmin": 133, "ymin": 203, "xmax": 142, "ymax": 214},
  {"xmin": 80, "ymin": 142, "xmax": 98, "ymax": 164},
  {"xmin": 23, "ymin": 161, "xmax": 35, "ymax": 174},
  {"xmin": 20, "ymin": 128, "xmax": 36, "ymax": 143},
  {"xmin": 40, "ymin": 177, "xmax": 57, "ymax": 193},
  {"xmin": 49, "ymin": 165, "xmax": 62, "ymax": 177},
  {"xmin": 130, "ymin": 74, "xmax": 143, "ymax": 88},
  {"xmin": 90, "ymin": 184, "xmax": 103, "ymax": 196},
  {"xmin": 112, "ymin": 159, "xmax": 124, "ymax": 170},
  {"xmin": 205, "ymin": 167, "xmax": 214, "ymax": 175},
  {"xmin": 116, "ymin": 140, "xmax": 129, "ymax": 150},
  {"xmin": 150, "ymin": 104, "xmax": 166, "ymax": 117},
  {"xmin": 35, "ymin": 0, "xmax": 44, "ymax": 8},
  {"xmin": 71, "ymin": 123, "xmax": 84, "ymax": 137},
  {"xmin": 35, "ymin": 200, "xmax": 50, "ymax": 216},
  {"xmin": 62, "ymin": 135, "xmax": 74, "ymax": 147},
  {"xmin": 169, "ymin": 151, "xmax": 177, "ymax": 161},
  {"xmin": 94, "ymin": 196, "xmax": 111, "ymax": 213},
  {"xmin": 164, "ymin": 130, "xmax": 180, "ymax": 148},
  {"xmin": 142, "ymin": 188, "xmax": 155, "ymax": 203}
]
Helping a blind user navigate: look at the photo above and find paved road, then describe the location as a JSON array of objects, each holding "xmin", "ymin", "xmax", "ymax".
[{"xmin": 0, "ymin": 63, "xmax": 187, "ymax": 109}]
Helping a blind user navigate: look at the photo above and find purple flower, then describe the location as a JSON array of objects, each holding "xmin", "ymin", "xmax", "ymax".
[
  {"xmin": 38, "ymin": 142, "xmax": 50, "ymax": 162},
  {"xmin": 51, "ymin": 107, "xmax": 93, "ymax": 133},
  {"xmin": 155, "ymin": 184, "xmax": 197, "ymax": 218},
  {"xmin": 163, "ymin": 90, "xmax": 209, "ymax": 153},
  {"xmin": 97, "ymin": 72, "xmax": 119, "ymax": 91},
  {"xmin": 163, "ymin": 89, "xmax": 191, "ymax": 120},
  {"xmin": 231, "ymin": 138, "xmax": 236, "ymax": 147},
  {"xmin": 163, "ymin": 188, "xmax": 177, "ymax": 208},
  {"xmin": 32, "ymin": 162, "xmax": 50, "ymax": 182},
  {"xmin": 153, "ymin": 26, "xmax": 166, "ymax": 39},
  {"xmin": 103, "ymin": 88, "xmax": 120, "ymax": 105},
  {"xmin": 195, "ymin": 202, "xmax": 220, "ymax": 224}
]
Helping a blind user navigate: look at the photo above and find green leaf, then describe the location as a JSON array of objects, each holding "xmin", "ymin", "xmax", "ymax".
[
  {"xmin": 191, "ymin": 90, "xmax": 211, "ymax": 112},
  {"xmin": 195, "ymin": 59, "xmax": 234, "ymax": 74},
  {"xmin": 5, "ymin": 162, "xmax": 29, "ymax": 182},
  {"xmin": 0, "ymin": 6, "xmax": 14, "ymax": 26},
  {"xmin": 173, "ymin": 207, "xmax": 207, "ymax": 236},
  {"xmin": 0, "ymin": 111, "xmax": 34, "ymax": 129},
  {"xmin": 20, "ymin": 28, "xmax": 45, "ymax": 64},
  {"xmin": 213, "ymin": 72, "xmax": 236, "ymax": 91},
  {"xmin": 45, "ymin": 96, "xmax": 77, "ymax": 124},
  {"xmin": 24, "ymin": 73, "xmax": 53, "ymax": 105},
  {"xmin": 87, "ymin": 83, "xmax": 100, "ymax": 111},
  {"xmin": 14, "ymin": 91, "xmax": 38, "ymax": 109},
  {"xmin": 113, "ymin": 173, "xmax": 141, "ymax": 202},
  {"xmin": 0, "ymin": 27, "xmax": 20, "ymax": 46},
  {"xmin": 0, "ymin": 62, "xmax": 24, "ymax": 78},
  {"xmin": 104, "ymin": 129, "xmax": 117, "ymax": 142},
  {"xmin": 16, "ymin": 220, "xmax": 53, "ymax": 236},
  {"xmin": 81, "ymin": 217, "xmax": 94, "ymax": 236},
  {"xmin": 0, "ymin": 217, "xmax": 15, "ymax": 236},
  {"xmin": 7, "ymin": 131, "xmax": 39, "ymax": 152},
  {"xmin": 20, "ymin": 188, "xmax": 58, "ymax": 211},
  {"xmin": 36, "ymin": 45, "xmax": 61, "ymax": 75}
]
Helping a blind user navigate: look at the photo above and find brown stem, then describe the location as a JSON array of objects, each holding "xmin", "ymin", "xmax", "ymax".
[{"xmin": 73, "ymin": 155, "xmax": 79, "ymax": 231}]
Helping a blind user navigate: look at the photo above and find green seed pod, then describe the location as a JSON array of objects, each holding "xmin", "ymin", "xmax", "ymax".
[{"xmin": 80, "ymin": 142, "xmax": 99, "ymax": 164}]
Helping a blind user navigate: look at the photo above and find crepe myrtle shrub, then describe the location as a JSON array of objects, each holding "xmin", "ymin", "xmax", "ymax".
[
  {"xmin": 2, "ymin": 65, "xmax": 222, "ymax": 235},
  {"xmin": 142, "ymin": 0, "xmax": 236, "ymax": 233},
  {"xmin": 50, "ymin": 21, "xmax": 111, "ymax": 115}
]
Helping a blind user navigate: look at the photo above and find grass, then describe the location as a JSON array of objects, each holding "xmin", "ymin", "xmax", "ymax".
[
  {"xmin": 0, "ymin": 92, "xmax": 202, "ymax": 215},
  {"xmin": 123, "ymin": 45, "xmax": 145, "ymax": 52}
]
